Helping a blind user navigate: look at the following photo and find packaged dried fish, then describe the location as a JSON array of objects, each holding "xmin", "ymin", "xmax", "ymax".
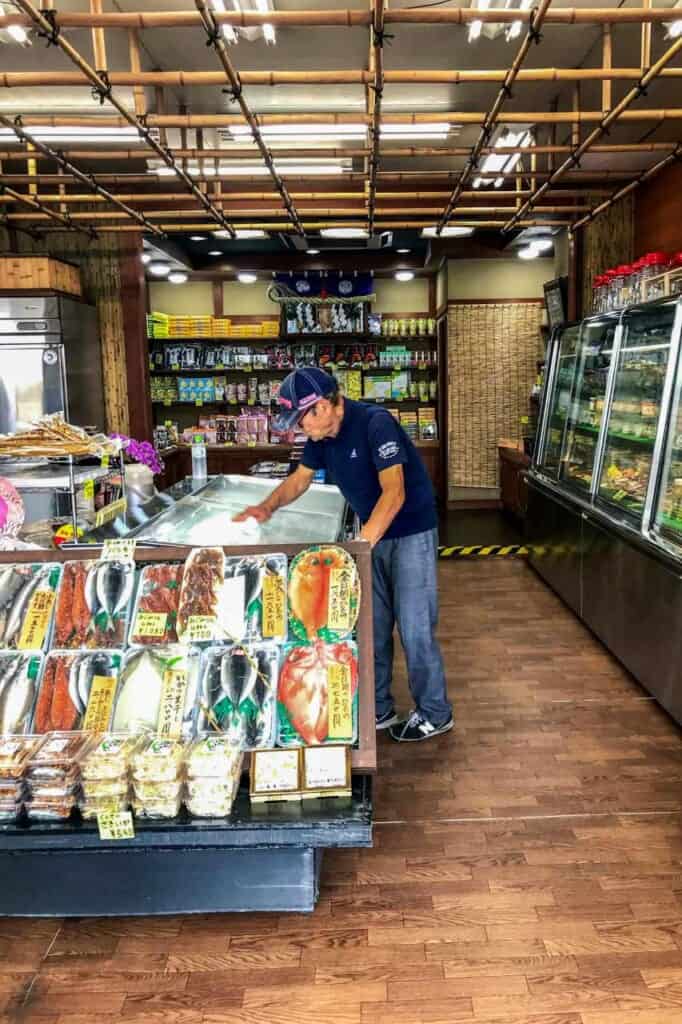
[
  {"xmin": 54, "ymin": 560, "xmax": 135, "ymax": 649},
  {"xmin": 288, "ymin": 546, "xmax": 360, "ymax": 643},
  {"xmin": 277, "ymin": 639, "xmax": 359, "ymax": 747},
  {"xmin": 128, "ymin": 563, "xmax": 184, "ymax": 646},
  {"xmin": 0, "ymin": 563, "xmax": 61, "ymax": 651},
  {"xmin": 176, "ymin": 548, "xmax": 224, "ymax": 643},
  {"xmin": 33, "ymin": 651, "xmax": 122, "ymax": 734},
  {"xmin": 111, "ymin": 646, "xmax": 200, "ymax": 739},
  {"xmin": 197, "ymin": 644, "xmax": 278, "ymax": 750},
  {"xmin": 0, "ymin": 654, "xmax": 43, "ymax": 735},
  {"xmin": 131, "ymin": 736, "xmax": 186, "ymax": 782},
  {"xmin": 24, "ymin": 798, "xmax": 75, "ymax": 821},
  {"xmin": 27, "ymin": 731, "xmax": 93, "ymax": 775},
  {"xmin": 221, "ymin": 554, "xmax": 287, "ymax": 642},
  {"xmin": 185, "ymin": 735, "xmax": 243, "ymax": 780},
  {"xmin": 80, "ymin": 733, "xmax": 142, "ymax": 781},
  {"xmin": 0, "ymin": 734, "xmax": 38, "ymax": 779}
]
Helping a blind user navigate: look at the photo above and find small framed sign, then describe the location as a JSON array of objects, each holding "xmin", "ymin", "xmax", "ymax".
[
  {"xmin": 301, "ymin": 745, "xmax": 351, "ymax": 799},
  {"xmin": 250, "ymin": 748, "xmax": 302, "ymax": 803}
]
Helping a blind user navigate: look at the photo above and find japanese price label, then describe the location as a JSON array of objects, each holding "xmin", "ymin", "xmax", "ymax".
[
  {"xmin": 17, "ymin": 590, "xmax": 55, "ymax": 650},
  {"xmin": 101, "ymin": 538, "xmax": 136, "ymax": 563},
  {"xmin": 158, "ymin": 669, "xmax": 188, "ymax": 738},
  {"xmin": 101, "ymin": 454, "xmax": 110, "ymax": 469},
  {"xmin": 95, "ymin": 498, "xmax": 127, "ymax": 528},
  {"xmin": 327, "ymin": 662, "xmax": 353, "ymax": 740},
  {"xmin": 97, "ymin": 810, "xmax": 135, "ymax": 840},
  {"xmin": 262, "ymin": 573, "xmax": 285, "ymax": 638},
  {"xmin": 133, "ymin": 612, "xmax": 168, "ymax": 638},
  {"xmin": 83, "ymin": 675, "xmax": 118, "ymax": 732},
  {"xmin": 327, "ymin": 567, "xmax": 353, "ymax": 632},
  {"xmin": 83, "ymin": 478, "xmax": 95, "ymax": 500},
  {"xmin": 185, "ymin": 615, "xmax": 217, "ymax": 642}
]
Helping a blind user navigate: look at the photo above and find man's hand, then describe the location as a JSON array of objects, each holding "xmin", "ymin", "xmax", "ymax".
[{"xmin": 232, "ymin": 504, "xmax": 272, "ymax": 523}]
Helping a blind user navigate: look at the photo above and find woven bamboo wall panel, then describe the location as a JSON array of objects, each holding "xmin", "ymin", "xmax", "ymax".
[
  {"xmin": 0, "ymin": 227, "xmax": 129, "ymax": 435},
  {"xmin": 447, "ymin": 302, "xmax": 543, "ymax": 496},
  {"xmin": 581, "ymin": 193, "xmax": 634, "ymax": 317}
]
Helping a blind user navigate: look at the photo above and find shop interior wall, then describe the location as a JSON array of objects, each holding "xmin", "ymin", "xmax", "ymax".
[
  {"xmin": 580, "ymin": 194, "xmax": 635, "ymax": 316},
  {"xmin": 634, "ymin": 162, "xmax": 682, "ymax": 257},
  {"xmin": 445, "ymin": 258, "xmax": 549, "ymax": 503},
  {"xmin": 0, "ymin": 226, "xmax": 130, "ymax": 435},
  {"xmin": 372, "ymin": 277, "xmax": 429, "ymax": 313}
]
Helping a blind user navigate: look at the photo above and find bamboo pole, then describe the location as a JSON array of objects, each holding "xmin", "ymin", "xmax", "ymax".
[
  {"xmin": 437, "ymin": 0, "xmax": 553, "ymax": 231},
  {"xmin": 602, "ymin": 25, "xmax": 612, "ymax": 111},
  {"xmin": 641, "ymin": 0, "xmax": 652, "ymax": 70},
  {"xmin": 0, "ymin": 114, "xmax": 166, "ymax": 237},
  {"xmin": 0, "ymin": 183, "xmax": 95, "ymax": 237},
  {"xmin": 33, "ymin": 219, "xmax": 575, "ymax": 235},
  {"xmin": 505, "ymin": 36, "xmax": 682, "ymax": 231},
  {"xmin": 90, "ymin": 0, "xmax": 107, "ymax": 72},
  {"xmin": 193, "ymin": 0, "xmax": 305, "ymax": 236},
  {"xmin": 11, "ymin": 0, "xmax": 237, "ymax": 237},
  {"xmin": 0, "ymin": 8, "xmax": 676, "ymax": 28},
  {"xmin": 128, "ymin": 30, "xmax": 146, "ymax": 118},
  {"xmin": 3, "ymin": 67, "xmax": 682, "ymax": 88},
  {"xmin": 572, "ymin": 83, "xmax": 580, "ymax": 148},
  {"xmin": 367, "ymin": 0, "xmax": 385, "ymax": 235}
]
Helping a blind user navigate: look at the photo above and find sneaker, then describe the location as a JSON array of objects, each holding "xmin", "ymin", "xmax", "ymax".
[
  {"xmin": 376, "ymin": 709, "xmax": 400, "ymax": 730},
  {"xmin": 388, "ymin": 710, "xmax": 454, "ymax": 743}
]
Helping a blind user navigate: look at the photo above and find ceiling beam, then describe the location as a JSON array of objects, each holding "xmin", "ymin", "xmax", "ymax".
[
  {"xmin": 367, "ymin": 0, "xmax": 385, "ymax": 236},
  {"xmin": 0, "ymin": 183, "xmax": 95, "ymax": 237}
]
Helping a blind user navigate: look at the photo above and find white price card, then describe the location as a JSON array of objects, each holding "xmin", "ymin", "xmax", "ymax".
[
  {"xmin": 101, "ymin": 538, "xmax": 136, "ymax": 563},
  {"xmin": 97, "ymin": 810, "xmax": 135, "ymax": 840}
]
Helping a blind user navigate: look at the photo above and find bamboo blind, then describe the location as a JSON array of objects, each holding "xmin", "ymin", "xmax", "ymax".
[
  {"xmin": 447, "ymin": 301, "xmax": 543, "ymax": 497},
  {"xmin": 581, "ymin": 192, "xmax": 634, "ymax": 316},
  {"xmin": 0, "ymin": 225, "xmax": 130, "ymax": 435}
]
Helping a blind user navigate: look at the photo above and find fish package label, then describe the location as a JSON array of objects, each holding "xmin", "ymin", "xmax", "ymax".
[
  {"xmin": 101, "ymin": 539, "xmax": 136, "ymax": 564},
  {"xmin": 158, "ymin": 669, "xmax": 189, "ymax": 739},
  {"xmin": 277, "ymin": 640, "xmax": 359, "ymax": 748},
  {"xmin": 0, "ymin": 563, "xmax": 62, "ymax": 652},
  {"xmin": 82, "ymin": 675, "xmax": 118, "ymax": 732},
  {"xmin": 197, "ymin": 644, "xmax": 279, "ymax": 750}
]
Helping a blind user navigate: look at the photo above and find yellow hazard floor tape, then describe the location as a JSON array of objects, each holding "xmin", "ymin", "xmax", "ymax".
[{"xmin": 438, "ymin": 544, "xmax": 529, "ymax": 558}]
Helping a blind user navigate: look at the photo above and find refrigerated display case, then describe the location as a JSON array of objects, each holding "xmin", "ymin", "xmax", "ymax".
[
  {"xmin": 528, "ymin": 294, "xmax": 682, "ymax": 725},
  {"xmin": 538, "ymin": 322, "xmax": 581, "ymax": 480}
]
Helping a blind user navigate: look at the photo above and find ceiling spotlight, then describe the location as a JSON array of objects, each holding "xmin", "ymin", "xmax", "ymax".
[
  {"xmin": 168, "ymin": 271, "xmax": 189, "ymax": 284},
  {"xmin": 397, "ymin": 248, "xmax": 411, "ymax": 254},
  {"xmin": 421, "ymin": 226, "xmax": 474, "ymax": 238},
  {"xmin": 208, "ymin": 250, "xmax": 223, "ymax": 256},
  {"xmin": 518, "ymin": 246, "xmax": 538, "ymax": 260},
  {"xmin": 190, "ymin": 235, "xmax": 206, "ymax": 241},
  {"xmin": 7, "ymin": 24, "xmax": 29, "ymax": 43},
  {"xmin": 141, "ymin": 252, "xmax": 152, "ymax": 265},
  {"xmin": 306, "ymin": 248, "xmax": 321, "ymax": 255},
  {"xmin": 237, "ymin": 272, "xmax": 258, "ymax": 284},
  {"xmin": 148, "ymin": 261, "xmax": 171, "ymax": 277},
  {"xmin": 530, "ymin": 238, "xmax": 553, "ymax": 253},
  {"xmin": 394, "ymin": 271, "xmax": 415, "ymax": 282},
  {"xmin": 213, "ymin": 230, "xmax": 231, "ymax": 239},
  {"xmin": 320, "ymin": 227, "xmax": 368, "ymax": 239}
]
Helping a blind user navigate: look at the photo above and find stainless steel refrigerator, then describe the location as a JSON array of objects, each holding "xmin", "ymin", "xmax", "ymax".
[{"xmin": 0, "ymin": 294, "xmax": 105, "ymax": 434}]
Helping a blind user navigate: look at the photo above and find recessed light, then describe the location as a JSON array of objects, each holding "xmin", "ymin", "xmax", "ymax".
[
  {"xmin": 148, "ymin": 261, "xmax": 170, "ymax": 277},
  {"xmin": 320, "ymin": 227, "xmax": 368, "ymax": 239},
  {"xmin": 421, "ymin": 226, "xmax": 475, "ymax": 238},
  {"xmin": 530, "ymin": 238, "xmax": 553, "ymax": 253},
  {"xmin": 141, "ymin": 252, "xmax": 152, "ymax": 265},
  {"xmin": 306, "ymin": 248, "xmax": 321, "ymax": 255},
  {"xmin": 208, "ymin": 250, "xmax": 222, "ymax": 256},
  {"xmin": 212, "ymin": 230, "xmax": 231, "ymax": 239},
  {"xmin": 518, "ymin": 246, "xmax": 537, "ymax": 260},
  {"xmin": 397, "ymin": 248, "xmax": 411, "ymax": 254},
  {"xmin": 168, "ymin": 271, "xmax": 189, "ymax": 284},
  {"xmin": 237, "ymin": 272, "xmax": 258, "ymax": 284},
  {"xmin": 235, "ymin": 229, "xmax": 267, "ymax": 239},
  {"xmin": 190, "ymin": 235, "xmax": 206, "ymax": 241},
  {"xmin": 394, "ymin": 270, "xmax": 415, "ymax": 282}
]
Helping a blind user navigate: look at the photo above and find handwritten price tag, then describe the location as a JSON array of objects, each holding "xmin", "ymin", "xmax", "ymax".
[
  {"xmin": 185, "ymin": 615, "xmax": 217, "ymax": 642},
  {"xmin": 83, "ymin": 478, "xmax": 95, "ymax": 500},
  {"xmin": 133, "ymin": 612, "xmax": 168, "ymax": 638},
  {"xmin": 327, "ymin": 567, "xmax": 353, "ymax": 632},
  {"xmin": 97, "ymin": 810, "xmax": 135, "ymax": 840},
  {"xmin": 327, "ymin": 663, "xmax": 353, "ymax": 740},
  {"xmin": 101, "ymin": 538, "xmax": 136, "ymax": 563},
  {"xmin": 158, "ymin": 669, "xmax": 188, "ymax": 739},
  {"xmin": 262, "ymin": 574, "xmax": 285, "ymax": 639},
  {"xmin": 83, "ymin": 675, "xmax": 118, "ymax": 732},
  {"xmin": 17, "ymin": 590, "xmax": 55, "ymax": 651},
  {"xmin": 95, "ymin": 498, "xmax": 127, "ymax": 528}
]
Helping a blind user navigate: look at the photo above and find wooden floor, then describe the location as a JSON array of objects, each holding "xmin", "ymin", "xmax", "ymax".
[{"xmin": 4, "ymin": 559, "xmax": 682, "ymax": 1024}]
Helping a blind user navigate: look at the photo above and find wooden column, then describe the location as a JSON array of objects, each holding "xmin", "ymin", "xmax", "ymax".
[{"xmin": 119, "ymin": 233, "xmax": 154, "ymax": 441}]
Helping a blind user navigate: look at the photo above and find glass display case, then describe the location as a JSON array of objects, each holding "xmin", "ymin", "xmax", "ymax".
[
  {"xmin": 596, "ymin": 299, "xmax": 678, "ymax": 523},
  {"xmin": 558, "ymin": 314, "xmax": 619, "ymax": 495},
  {"xmin": 539, "ymin": 323, "xmax": 581, "ymax": 480}
]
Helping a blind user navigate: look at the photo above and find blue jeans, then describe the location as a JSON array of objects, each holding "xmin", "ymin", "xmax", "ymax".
[{"xmin": 372, "ymin": 527, "xmax": 451, "ymax": 725}]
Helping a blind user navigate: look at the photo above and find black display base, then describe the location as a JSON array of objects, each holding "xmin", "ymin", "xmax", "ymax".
[{"xmin": 0, "ymin": 777, "xmax": 371, "ymax": 916}]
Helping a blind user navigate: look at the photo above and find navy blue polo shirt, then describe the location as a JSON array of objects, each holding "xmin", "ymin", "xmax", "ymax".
[{"xmin": 301, "ymin": 398, "xmax": 437, "ymax": 539}]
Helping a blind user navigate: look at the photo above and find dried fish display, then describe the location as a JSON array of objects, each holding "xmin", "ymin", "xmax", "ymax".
[
  {"xmin": 0, "ymin": 564, "xmax": 61, "ymax": 651},
  {"xmin": 288, "ymin": 546, "xmax": 360, "ymax": 642},
  {"xmin": 0, "ymin": 414, "xmax": 117, "ymax": 458},
  {"xmin": 221, "ymin": 554, "xmax": 287, "ymax": 642},
  {"xmin": 278, "ymin": 640, "xmax": 359, "ymax": 746},
  {"xmin": 184, "ymin": 736, "xmax": 243, "ymax": 818},
  {"xmin": 128, "ymin": 564, "xmax": 184, "ymax": 646},
  {"xmin": 131, "ymin": 736, "xmax": 186, "ymax": 818},
  {"xmin": 54, "ymin": 561, "xmax": 135, "ymax": 649},
  {"xmin": 23, "ymin": 731, "xmax": 92, "ymax": 821},
  {"xmin": 0, "ymin": 653, "xmax": 42, "ymax": 735},
  {"xmin": 111, "ymin": 646, "xmax": 200, "ymax": 739},
  {"xmin": 0, "ymin": 735, "xmax": 42, "ymax": 821},
  {"xmin": 33, "ymin": 651, "xmax": 121, "ymax": 733},
  {"xmin": 176, "ymin": 548, "xmax": 224, "ymax": 643},
  {"xmin": 197, "ymin": 644, "xmax": 278, "ymax": 750}
]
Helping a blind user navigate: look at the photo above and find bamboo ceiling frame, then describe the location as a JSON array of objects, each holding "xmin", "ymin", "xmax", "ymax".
[
  {"xmin": 366, "ymin": 0, "xmax": 385, "ymax": 236},
  {"xmin": 0, "ymin": 182, "xmax": 94, "ymax": 237},
  {"xmin": 10, "ymin": 0, "xmax": 238, "ymax": 238}
]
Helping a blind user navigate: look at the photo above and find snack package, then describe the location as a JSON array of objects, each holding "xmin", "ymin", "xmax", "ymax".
[
  {"xmin": 0, "ymin": 653, "xmax": 43, "ymax": 734},
  {"xmin": 54, "ymin": 560, "xmax": 135, "ymax": 649},
  {"xmin": 288, "ymin": 545, "xmax": 360, "ymax": 642},
  {"xmin": 111, "ymin": 646, "xmax": 200, "ymax": 739},
  {"xmin": 128, "ymin": 563, "xmax": 184, "ymax": 646},
  {"xmin": 131, "ymin": 736, "xmax": 187, "ymax": 782},
  {"xmin": 185, "ymin": 734, "xmax": 243, "ymax": 780},
  {"xmin": 80, "ymin": 733, "xmax": 143, "ymax": 781},
  {"xmin": 197, "ymin": 644, "xmax": 278, "ymax": 750},
  {"xmin": 277, "ymin": 639, "xmax": 359, "ymax": 747},
  {"xmin": 0, "ymin": 563, "xmax": 61, "ymax": 651},
  {"xmin": 33, "ymin": 651, "xmax": 122, "ymax": 733}
]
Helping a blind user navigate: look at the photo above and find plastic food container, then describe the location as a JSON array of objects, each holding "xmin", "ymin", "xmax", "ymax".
[
  {"xmin": 111, "ymin": 645, "xmax": 201, "ymax": 739},
  {"xmin": 81, "ymin": 778, "xmax": 130, "ymax": 800},
  {"xmin": 131, "ymin": 736, "xmax": 187, "ymax": 782},
  {"xmin": 81, "ymin": 733, "xmax": 143, "ymax": 781},
  {"xmin": 0, "ymin": 563, "xmax": 62, "ymax": 651},
  {"xmin": 127, "ymin": 563, "xmax": 184, "ymax": 646},
  {"xmin": 53, "ymin": 560, "xmax": 136, "ymax": 650},
  {"xmin": 196, "ymin": 644, "xmax": 278, "ymax": 750},
  {"xmin": 288, "ymin": 545, "xmax": 360, "ymax": 642},
  {"xmin": 185, "ymin": 735, "xmax": 243, "ymax": 780},
  {"xmin": 0, "ymin": 652, "xmax": 44, "ymax": 735},
  {"xmin": 277, "ymin": 639, "xmax": 359, "ymax": 747},
  {"xmin": 80, "ymin": 793, "xmax": 131, "ymax": 820},
  {"xmin": 0, "ymin": 735, "xmax": 43, "ymax": 780},
  {"xmin": 134, "ymin": 778, "xmax": 183, "ymax": 802},
  {"xmin": 132, "ymin": 795, "xmax": 183, "ymax": 819},
  {"xmin": 33, "ymin": 650, "xmax": 123, "ymax": 734}
]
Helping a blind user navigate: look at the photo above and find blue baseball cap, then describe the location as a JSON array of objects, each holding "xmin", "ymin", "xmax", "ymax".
[{"xmin": 273, "ymin": 366, "xmax": 338, "ymax": 431}]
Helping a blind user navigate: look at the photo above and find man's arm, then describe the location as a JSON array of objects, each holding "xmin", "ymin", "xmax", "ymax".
[
  {"xmin": 232, "ymin": 464, "xmax": 315, "ymax": 522},
  {"xmin": 359, "ymin": 464, "xmax": 406, "ymax": 547}
]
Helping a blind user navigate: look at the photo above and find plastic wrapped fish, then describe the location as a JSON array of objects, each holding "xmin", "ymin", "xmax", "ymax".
[
  {"xmin": 278, "ymin": 639, "xmax": 359, "ymax": 747},
  {"xmin": 128, "ymin": 563, "xmax": 183, "ymax": 646},
  {"xmin": 0, "ymin": 563, "xmax": 61, "ymax": 651},
  {"xmin": 33, "ymin": 651, "xmax": 122, "ymax": 733},
  {"xmin": 111, "ymin": 646, "xmax": 200, "ymax": 739},
  {"xmin": 222, "ymin": 554, "xmax": 287, "ymax": 642},
  {"xmin": 197, "ymin": 644, "xmax": 278, "ymax": 750},
  {"xmin": 288, "ymin": 546, "xmax": 360, "ymax": 642},
  {"xmin": 176, "ymin": 548, "xmax": 224, "ymax": 643},
  {"xmin": 0, "ymin": 653, "xmax": 43, "ymax": 735},
  {"xmin": 54, "ymin": 560, "xmax": 135, "ymax": 649}
]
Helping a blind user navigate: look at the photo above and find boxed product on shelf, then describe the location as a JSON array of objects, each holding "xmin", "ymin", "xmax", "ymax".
[
  {"xmin": 399, "ymin": 411, "xmax": 418, "ymax": 440},
  {"xmin": 111, "ymin": 645, "xmax": 201, "ymax": 738},
  {"xmin": 363, "ymin": 375, "xmax": 392, "ymax": 400},
  {"xmin": 418, "ymin": 406, "xmax": 438, "ymax": 440},
  {"xmin": 23, "ymin": 730, "xmax": 93, "ymax": 821},
  {"xmin": 53, "ymin": 561, "xmax": 135, "ymax": 650},
  {"xmin": 391, "ymin": 370, "xmax": 409, "ymax": 400},
  {"xmin": 184, "ymin": 735, "xmax": 244, "ymax": 817},
  {"xmin": 211, "ymin": 318, "xmax": 232, "ymax": 337},
  {"xmin": 0, "ymin": 563, "xmax": 62, "ymax": 652},
  {"xmin": 131, "ymin": 736, "xmax": 187, "ymax": 819}
]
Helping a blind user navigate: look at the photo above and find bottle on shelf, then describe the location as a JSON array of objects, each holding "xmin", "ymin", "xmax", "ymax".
[{"xmin": 191, "ymin": 434, "xmax": 208, "ymax": 483}]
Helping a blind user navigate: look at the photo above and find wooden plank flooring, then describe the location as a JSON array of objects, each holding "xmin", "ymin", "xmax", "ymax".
[{"xmin": 3, "ymin": 559, "xmax": 682, "ymax": 1024}]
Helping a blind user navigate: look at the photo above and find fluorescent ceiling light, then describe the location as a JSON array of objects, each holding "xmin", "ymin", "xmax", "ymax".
[
  {"xmin": 306, "ymin": 248, "xmax": 320, "ymax": 255},
  {"xmin": 395, "ymin": 271, "xmax": 415, "ymax": 282},
  {"xmin": 255, "ymin": 0, "xmax": 276, "ymax": 44},
  {"xmin": 228, "ymin": 123, "xmax": 451, "ymax": 141},
  {"xmin": 397, "ymin": 248, "xmax": 411, "ymax": 254},
  {"xmin": 148, "ymin": 261, "xmax": 171, "ymax": 277},
  {"xmin": 168, "ymin": 271, "xmax": 189, "ymax": 284},
  {"xmin": 210, "ymin": 0, "xmax": 238, "ymax": 43},
  {"xmin": 468, "ymin": 0, "xmax": 488, "ymax": 41},
  {"xmin": 153, "ymin": 160, "xmax": 348, "ymax": 178},
  {"xmin": 7, "ymin": 24, "xmax": 29, "ymax": 43},
  {"xmin": 530, "ymin": 238, "xmax": 553, "ymax": 253},
  {"xmin": 209, "ymin": 250, "xmax": 223, "ymax": 256},
  {"xmin": 320, "ymin": 227, "xmax": 368, "ymax": 239},
  {"xmin": 156, "ymin": 166, "xmax": 176, "ymax": 177},
  {"xmin": 421, "ymin": 226, "xmax": 474, "ymax": 238},
  {"xmin": 141, "ymin": 252, "xmax": 152, "ymax": 265},
  {"xmin": 473, "ymin": 129, "xmax": 532, "ymax": 187},
  {"xmin": 0, "ymin": 126, "xmax": 139, "ymax": 142},
  {"xmin": 213, "ymin": 230, "xmax": 230, "ymax": 238},
  {"xmin": 190, "ymin": 235, "xmax": 206, "ymax": 241},
  {"xmin": 506, "ymin": 0, "xmax": 533, "ymax": 41},
  {"xmin": 235, "ymin": 229, "xmax": 267, "ymax": 239},
  {"xmin": 237, "ymin": 272, "xmax": 258, "ymax": 284},
  {"xmin": 669, "ymin": 19, "xmax": 682, "ymax": 37},
  {"xmin": 518, "ymin": 246, "xmax": 537, "ymax": 260}
]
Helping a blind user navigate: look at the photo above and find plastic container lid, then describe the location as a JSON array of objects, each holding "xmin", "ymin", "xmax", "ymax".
[
  {"xmin": 669, "ymin": 252, "xmax": 682, "ymax": 268},
  {"xmin": 645, "ymin": 252, "xmax": 668, "ymax": 266}
]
